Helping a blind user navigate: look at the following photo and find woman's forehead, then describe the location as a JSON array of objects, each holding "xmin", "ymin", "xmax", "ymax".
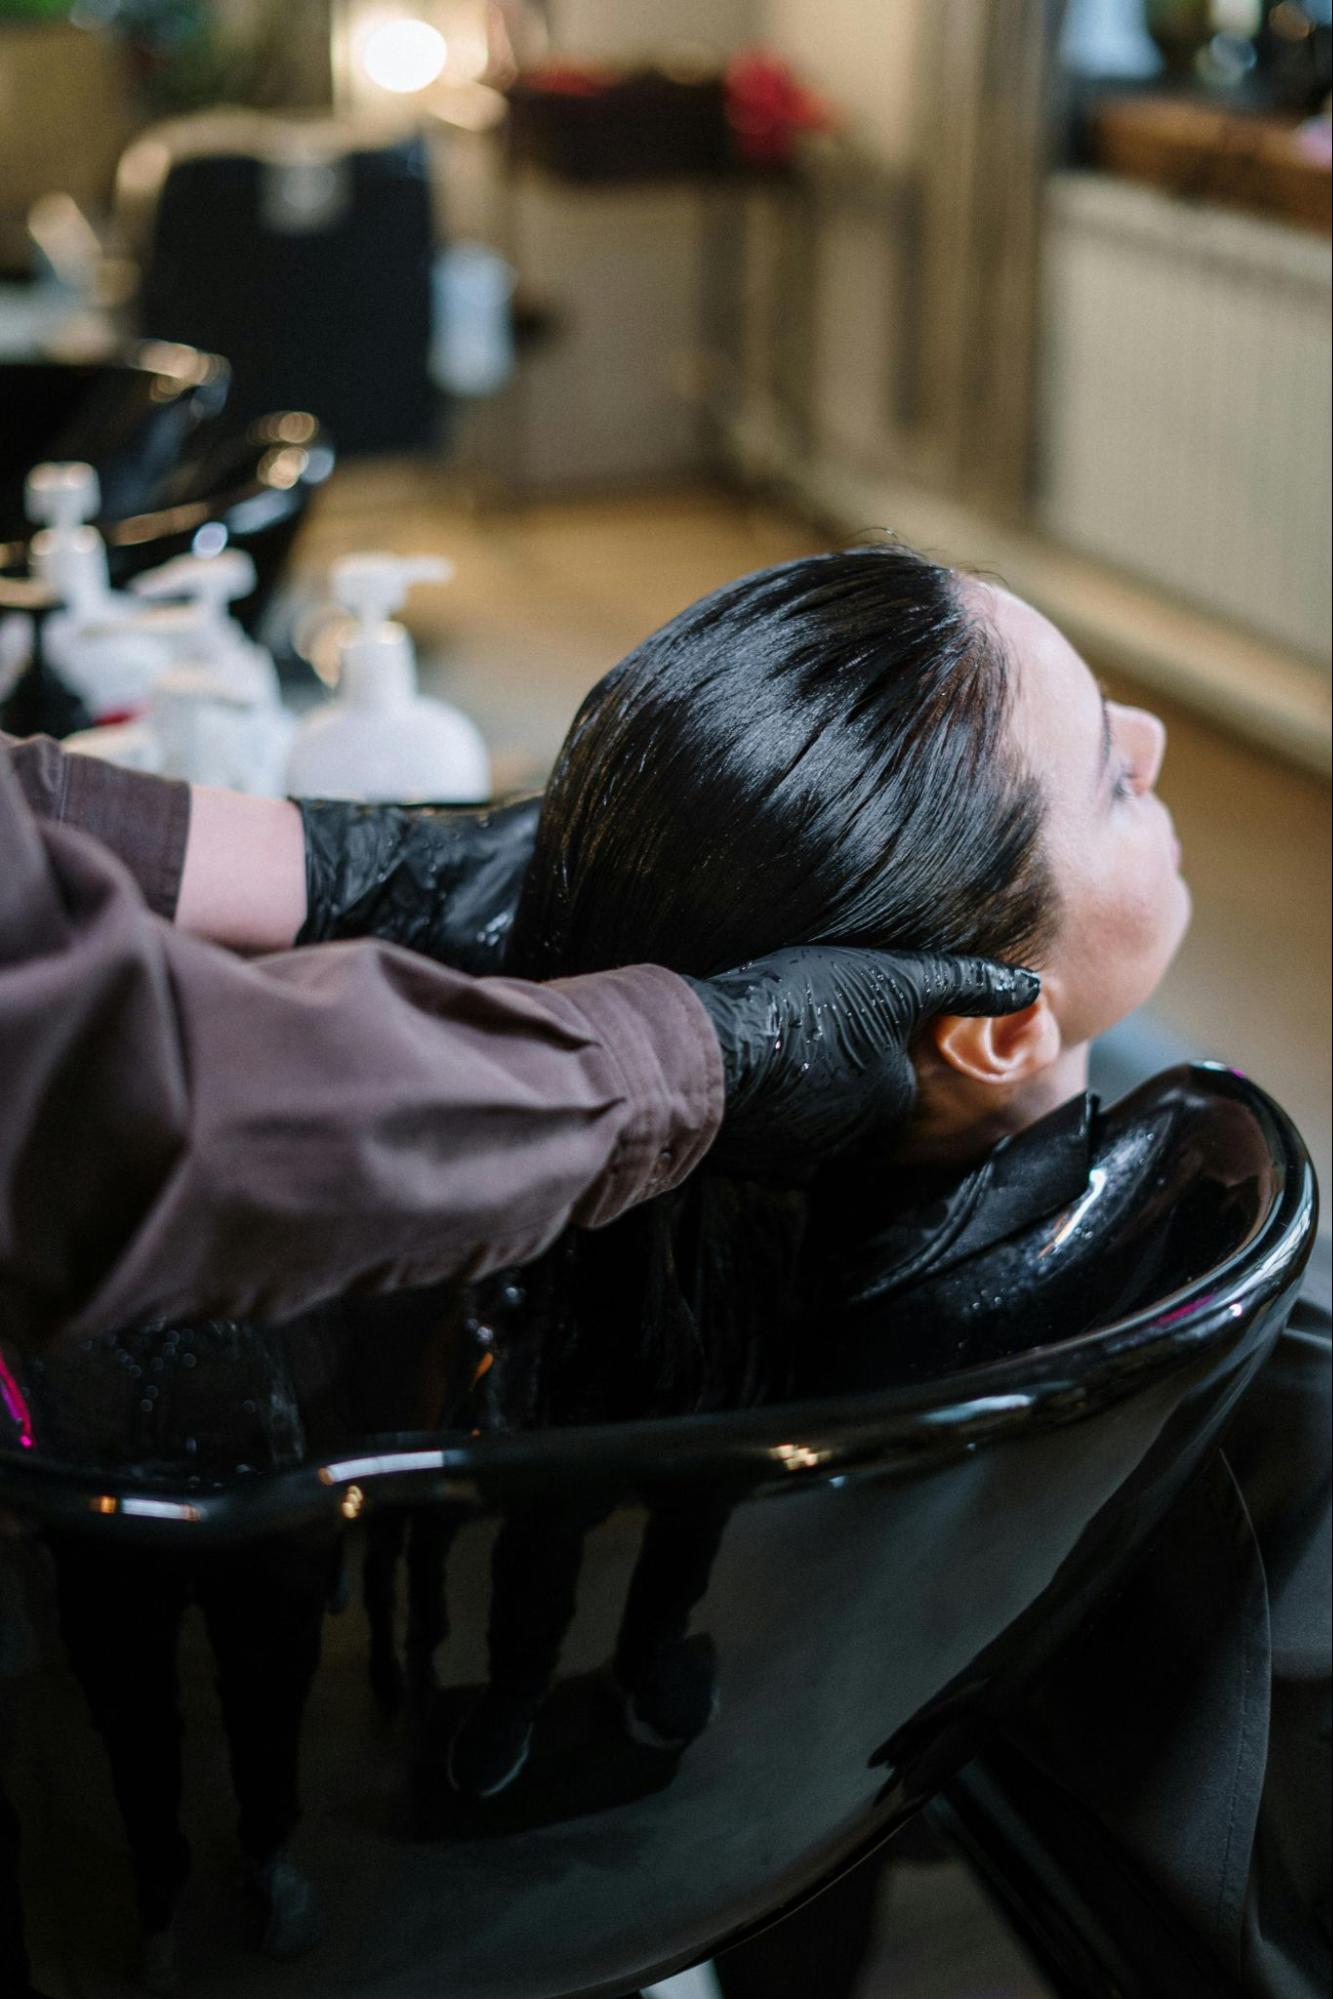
[{"xmin": 980, "ymin": 584, "xmax": 1100, "ymax": 775}]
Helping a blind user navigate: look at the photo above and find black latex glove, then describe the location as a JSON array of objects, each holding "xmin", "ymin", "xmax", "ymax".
[
  {"xmin": 685, "ymin": 947, "xmax": 1040, "ymax": 1174},
  {"xmin": 295, "ymin": 795, "xmax": 542, "ymax": 975}
]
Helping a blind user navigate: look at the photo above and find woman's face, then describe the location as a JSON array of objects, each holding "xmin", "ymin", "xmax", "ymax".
[{"xmin": 983, "ymin": 585, "xmax": 1191, "ymax": 1048}]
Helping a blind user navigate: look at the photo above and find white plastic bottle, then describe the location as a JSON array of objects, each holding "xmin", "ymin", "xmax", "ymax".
[
  {"xmin": 26, "ymin": 460, "xmax": 113, "ymax": 620},
  {"xmin": 62, "ymin": 550, "xmax": 297, "ymax": 793},
  {"xmin": 132, "ymin": 550, "xmax": 295, "ymax": 794},
  {"xmin": 27, "ymin": 462, "xmax": 177, "ymax": 720},
  {"xmin": 284, "ymin": 553, "xmax": 490, "ymax": 804}
]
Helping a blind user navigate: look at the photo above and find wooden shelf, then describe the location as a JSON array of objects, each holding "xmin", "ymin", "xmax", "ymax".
[{"xmin": 1088, "ymin": 93, "xmax": 1331, "ymax": 234}]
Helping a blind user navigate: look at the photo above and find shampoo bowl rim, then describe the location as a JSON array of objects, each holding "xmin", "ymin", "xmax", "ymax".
[{"xmin": 0, "ymin": 1063, "xmax": 1316, "ymax": 1539}]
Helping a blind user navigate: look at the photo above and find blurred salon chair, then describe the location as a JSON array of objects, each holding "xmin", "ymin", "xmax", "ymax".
[
  {"xmin": 0, "ymin": 1065, "xmax": 1315, "ymax": 1998},
  {"xmin": 117, "ymin": 113, "xmax": 437, "ymax": 456}
]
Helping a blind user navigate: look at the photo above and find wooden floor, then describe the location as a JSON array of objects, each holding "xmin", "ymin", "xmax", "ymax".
[{"xmin": 299, "ymin": 471, "xmax": 1332, "ymax": 1195}]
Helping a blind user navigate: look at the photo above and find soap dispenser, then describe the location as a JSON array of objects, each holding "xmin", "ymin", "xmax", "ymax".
[
  {"xmin": 285, "ymin": 553, "xmax": 490, "ymax": 803},
  {"xmin": 62, "ymin": 550, "xmax": 296, "ymax": 794},
  {"xmin": 26, "ymin": 461, "xmax": 113, "ymax": 619},
  {"xmin": 27, "ymin": 461, "xmax": 176, "ymax": 721}
]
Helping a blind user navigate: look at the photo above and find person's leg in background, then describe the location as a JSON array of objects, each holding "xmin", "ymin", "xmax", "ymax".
[
  {"xmin": 404, "ymin": 1504, "xmax": 457, "ymax": 1698},
  {"xmin": 611, "ymin": 1498, "xmax": 731, "ymax": 1750},
  {"xmin": 362, "ymin": 1506, "xmax": 410, "ymax": 1716},
  {"xmin": 196, "ymin": 1525, "xmax": 340, "ymax": 1960},
  {"xmin": 448, "ymin": 1496, "xmax": 610, "ymax": 1799},
  {"xmin": 49, "ymin": 1536, "xmax": 192, "ymax": 1992}
]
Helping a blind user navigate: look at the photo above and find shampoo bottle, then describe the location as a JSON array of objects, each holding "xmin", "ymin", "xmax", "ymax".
[
  {"xmin": 62, "ymin": 550, "xmax": 296, "ymax": 793},
  {"xmin": 27, "ymin": 462, "xmax": 175, "ymax": 721},
  {"xmin": 285, "ymin": 554, "xmax": 490, "ymax": 803}
]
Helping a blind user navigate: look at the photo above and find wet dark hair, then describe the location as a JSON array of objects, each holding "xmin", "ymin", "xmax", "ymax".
[
  {"xmin": 490, "ymin": 544, "xmax": 1058, "ymax": 1424},
  {"xmin": 512, "ymin": 543, "xmax": 1054, "ymax": 980}
]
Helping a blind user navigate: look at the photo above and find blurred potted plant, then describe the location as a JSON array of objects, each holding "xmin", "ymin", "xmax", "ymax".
[{"xmin": 6, "ymin": 0, "xmax": 332, "ymax": 111}]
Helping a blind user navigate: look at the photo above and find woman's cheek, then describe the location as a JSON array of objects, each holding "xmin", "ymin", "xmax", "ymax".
[
  {"xmin": 1104, "ymin": 845, "xmax": 1190, "ymax": 1007},
  {"xmin": 1132, "ymin": 813, "xmax": 1192, "ymax": 957},
  {"xmin": 1059, "ymin": 870, "xmax": 1175, "ymax": 1042}
]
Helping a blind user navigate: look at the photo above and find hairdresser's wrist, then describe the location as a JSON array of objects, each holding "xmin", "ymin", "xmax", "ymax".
[{"xmin": 177, "ymin": 787, "xmax": 307, "ymax": 952}]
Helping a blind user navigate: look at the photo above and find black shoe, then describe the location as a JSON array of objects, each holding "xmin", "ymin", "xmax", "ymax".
[
  {"xmin": 447, "ymin": 1689, "xmax": 539, "ymax": 1798},
  {"xmin": 615, "ymin": 1635, "xmax": 720, "ymax": 1751},
  {"xmin": 242, "ymin": 1850, "xmax": 324, "ymax": 1959}
]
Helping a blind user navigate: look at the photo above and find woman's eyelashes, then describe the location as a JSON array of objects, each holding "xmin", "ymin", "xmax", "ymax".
[{"xmin": 1110, "ymin": 761, "xmax": 1138, "ymax": 802}]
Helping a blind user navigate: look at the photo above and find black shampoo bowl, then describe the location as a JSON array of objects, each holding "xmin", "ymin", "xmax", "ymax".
[
  {"xmin": 0, "ymin": 1065, "xmax": 1316, "ymax": 1998},
  {"xmin": 0, "ymin": 351, "xmax": 332, "ymax": 641},
  {"xmin": 0, "ymin": 346, "xmax": 228, "ymax": 538},
  {"xmin": 94, "ymin": 410, "xmax": 335, "ymax": 635}
]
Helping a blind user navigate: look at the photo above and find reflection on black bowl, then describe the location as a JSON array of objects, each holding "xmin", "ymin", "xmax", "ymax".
[{"xmin": 0, "ymin": 344, "xmax": 228, "ymax": 538}]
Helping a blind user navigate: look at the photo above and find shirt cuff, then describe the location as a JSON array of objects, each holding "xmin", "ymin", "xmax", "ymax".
[
  {"xmin": 551, "ymin": 964, "xmax": 726, "ymax": 1229},
  {"xmin": 59, "ymin": 747, "xmax": 191, "ymax": 919}
]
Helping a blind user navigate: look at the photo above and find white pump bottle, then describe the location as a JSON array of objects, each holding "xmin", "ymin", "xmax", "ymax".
[
  {"xmin": 63, "ymin": 550, "xmax": 296, "ymax": 794},
  {"xmin": 26, "ymin": 461, "xmax": 113, "ymax": 619},
  {"xmin": 284, "ymin": 553, "xmax": 490, "ymax": 804},
  {"xmin": 27, "ymin": 462, "xmax": 178, "ymax": 719}
]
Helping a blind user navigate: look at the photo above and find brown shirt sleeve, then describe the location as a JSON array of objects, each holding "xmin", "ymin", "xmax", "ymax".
[
  {"xmin": 0, "ymin": 757, "xmax": 723, "ymax": 1348},
  {"xmin": 2, "ymin": 729, "xmax": 190, "ymax": 918}
]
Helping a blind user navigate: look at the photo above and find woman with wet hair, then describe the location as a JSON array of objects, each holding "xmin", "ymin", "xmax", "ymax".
[
  {"xmin": 438, "ymin": 538, "xmax": 1186, "ymax": 1792},
  {"xmin": 479, "ymin": 539, "xmax": 1188, "ymax": 1424},
  {"xmin": 468, "ymin": 544, "xmax": 1325, "ymax": 1999}
]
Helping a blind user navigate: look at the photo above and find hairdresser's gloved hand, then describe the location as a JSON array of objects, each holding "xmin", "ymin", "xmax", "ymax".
[
  {"xmin": 685, "ymin": 947, "xmax": 1040, "ymax": 1175},
  {"xmin": 295, "ymin": 794, "xmax": 541, "ymax": 975}
]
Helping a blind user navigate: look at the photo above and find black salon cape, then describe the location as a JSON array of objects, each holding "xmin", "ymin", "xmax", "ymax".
[
  {"xmin": 833, "ymin": 1096, "xmax": 1331, "ymax": 1999},
  {"xmin": 1005, "ymin": 1282, "xmax": 1331, "ymax": 1999}
]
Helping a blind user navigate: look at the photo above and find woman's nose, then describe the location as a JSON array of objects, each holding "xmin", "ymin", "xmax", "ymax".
[{"xmin": 1116, "ymin": 705, "xmax": 1167, "ymax": 793}]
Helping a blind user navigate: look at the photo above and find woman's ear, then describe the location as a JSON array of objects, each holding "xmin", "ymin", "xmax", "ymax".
[{"xmin": 929, "ymin": 992, "xmax": 1062, "ymax": 1089}]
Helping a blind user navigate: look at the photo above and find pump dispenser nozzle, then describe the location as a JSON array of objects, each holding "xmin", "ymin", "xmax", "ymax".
[
  {"xmin": 326, "ymin": 553, "xmax": 453, "ymax": 710},
  {"xmin": 132, "ymin": 548, "xmax": 257, "ymax": 617},
  {"xmin": 330, "ymin": 553, "xmax": 454, "ymax": 628},
  {"xmin": 128, "ymin": 546, "xmax": 277, "ymax": 697},
  {"xmin": 26, "ymin": 460, "xmax": 100, "ymax": 530}
]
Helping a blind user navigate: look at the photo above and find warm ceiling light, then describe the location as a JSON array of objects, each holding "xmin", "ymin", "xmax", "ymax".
[{"xmin": 360, "ymin": 18, "xmax": 448, "ymax": 94}]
